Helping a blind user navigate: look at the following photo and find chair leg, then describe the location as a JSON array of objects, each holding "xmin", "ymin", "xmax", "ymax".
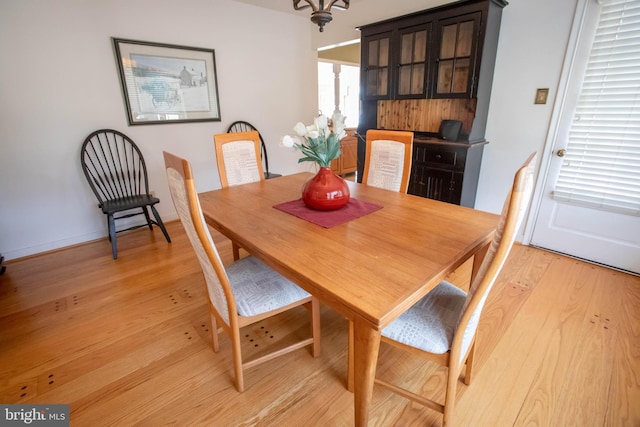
[
  {"xmin": 230, "ymin": 329, "xmax": 245, "ymax": 392},
  {"xmin": 210, "ymin": 311, "xmax": 219, "ymax": 353},
  {"xmin": 310, "ymin": 297, "xmax": 321, "ymax": 357},
  {"xmin": 464, "ymin": 340, "xmax": 476, "ymax": 385},
  {"xmin": 150, "ymin": 205, "xmax": 171, "ymax": 243},
  {"xmin": 443, "ymin": 366, "xmax": 459, "ymax": 427},
  {"xmin": 108, "ymin": 214, "xmax": 117, "ymax": 259},
  {"xmin": 142, "ymin": 206, "xmax": 154, "ymax": 231}
]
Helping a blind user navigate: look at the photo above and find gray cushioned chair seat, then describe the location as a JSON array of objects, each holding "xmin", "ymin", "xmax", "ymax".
[
  {"xmin": 381, "ymin": 280, "xmax": 467, "ymax": 354},
  {"xmin": 227, "ymin": 256, "xmax": 311, "ymax": 317}
]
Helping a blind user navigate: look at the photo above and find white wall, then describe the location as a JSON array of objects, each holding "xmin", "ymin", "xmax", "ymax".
[
  {"xmin": 0, "ymin": 0, "xmax": 579, "ymax": 260},
  {"xmin": 479, "ymin": 0, "xmax": 579, "ymax": 213},
  {"xmin": 0, "ymin": 0, "xmax": 317, "ymax": 260}
]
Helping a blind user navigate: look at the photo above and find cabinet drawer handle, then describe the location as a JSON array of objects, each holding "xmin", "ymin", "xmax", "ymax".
[{"xmin": 435, "ymin": 154, "xmax": 442, "ymax": 160}]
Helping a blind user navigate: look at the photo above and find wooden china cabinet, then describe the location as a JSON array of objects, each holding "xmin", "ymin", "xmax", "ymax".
[{"xmin": 357, "ymin": 0, "xmax": 508, "ymax": 207}]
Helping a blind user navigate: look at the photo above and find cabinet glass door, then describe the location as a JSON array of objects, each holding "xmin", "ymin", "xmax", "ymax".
[
  {"xmin": 435, "ymin": 12, "xmax": 480, "ymax": 97},
  {"xmin": 397, "ymin": 24, "xmax": 431, "ymax": 98},
  {"xmin": 363, "ymin": 32, "xmax": 391, "ymax": 99}
]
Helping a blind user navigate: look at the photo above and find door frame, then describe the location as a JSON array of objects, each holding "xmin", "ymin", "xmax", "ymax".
[{"xmin": 521, "ymin": 0, "xmax": 592, "ymax": 245}]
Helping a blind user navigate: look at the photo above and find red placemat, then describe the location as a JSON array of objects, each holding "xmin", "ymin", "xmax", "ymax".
[{"xmin": 273, "ymin": 198, "xmax": 383, "ymax": 228}]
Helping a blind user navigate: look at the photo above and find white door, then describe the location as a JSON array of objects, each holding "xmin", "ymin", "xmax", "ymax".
[{"xmin": 529, "ymin": 0, "xmax": 640, "ymax": 274}]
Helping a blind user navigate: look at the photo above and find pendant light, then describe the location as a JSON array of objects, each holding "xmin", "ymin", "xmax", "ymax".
[{"xmin": 293, "ymin": 0, "xmax": 350, "ymax": 32}]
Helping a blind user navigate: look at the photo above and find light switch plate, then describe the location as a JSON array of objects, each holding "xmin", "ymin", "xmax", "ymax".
[{"xmin": 535, "ymin": 88, "xmax": 549, "ymax": 104}]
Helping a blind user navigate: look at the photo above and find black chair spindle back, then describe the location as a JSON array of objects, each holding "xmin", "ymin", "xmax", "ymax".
[{"xmin": 80, "ymin": 129, "xmax": 170, "ymax": 259}]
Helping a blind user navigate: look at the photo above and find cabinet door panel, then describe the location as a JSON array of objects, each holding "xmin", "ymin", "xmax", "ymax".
[
  {"xmin": 452, "ymin": 58, "xmax": 470, "ymax": 93},
  {"xmin": 440, "ymin": 24, "xmax": 458, "ymax": 58},
  {"xmin": 366, "ymin": 68, "xmax": 389, "ymax": 97},
  {"xmin": 363, "ymin": 33, "xmax": 392, "ymax": 99},
  {"xmin": 433, "ymin": 12, "xmax": 481, "ymax": 98},
  {"xmin": 412, "ymin": 30, "xmax": 428, "ymax": 62},
  {"xmin": 456, "ymin": 20, "xmax": 474, "ymax": 57},
  {"xmin": 400, "ymin": 33, "xmax": 414, "ymax": 63},
  {"xmin": 437, "ymin": 60, "xmax": 454, "ymax": 93},
  {"xmin": 411, "ymin": 63, "xmax": 426, "ymax": 93},
  {"xmin": 398, "ymin": 65, "xmax": 412, "ymax": 95},
  {"xmin": 378, "ymin": 68, "xmax": 389, "ymax": 96},
  {"xmin": 408, "ymin": 167, "xmax": 461, "ymax": 204},
  {"xmin": 368, "ymin": 39, "xmax": 389, "ymax": 67},
  {"xmin": 378, "ymin": 38, "xmax": 390, "ymax": 67},
  {"xmin": 396, "ymin": 24, "xmax": 431, "ymax": 98}
]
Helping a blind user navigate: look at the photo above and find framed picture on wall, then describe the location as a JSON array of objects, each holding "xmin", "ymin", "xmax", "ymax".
[{"xmin": 112, "ymin": 38, "xmax": 221, "ymax": 125}]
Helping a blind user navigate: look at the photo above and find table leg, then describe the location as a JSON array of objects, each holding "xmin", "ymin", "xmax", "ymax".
[
  {"xmin": 470, "ymin": 242, "xmax": 490, "ymax": 284},
  {"xmin": 347, "ymin": 320, "xmax": 354, "ymax": 392},
  {"xmin": 352, "ymin": 317, "xmax": 381, "ymax": 427}
]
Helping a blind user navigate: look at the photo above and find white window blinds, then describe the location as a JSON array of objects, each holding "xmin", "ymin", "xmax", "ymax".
[{"xmin": 553, "ymin": 0, "xmax": 640, "ymax": 216}]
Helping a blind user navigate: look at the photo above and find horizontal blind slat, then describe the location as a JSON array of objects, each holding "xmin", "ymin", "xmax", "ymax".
[{"xmin": 553, "ymin": 0, "xmax": 640, "ymax": 217}]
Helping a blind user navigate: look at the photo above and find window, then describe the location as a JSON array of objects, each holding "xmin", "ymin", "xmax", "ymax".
[
  {"xmin": 553, "ymin": 0, "xmax": 640, "ymax": 216},
  {"xmin": 318, "ymin": 61, "xmax": 360, "ymax": 128}
]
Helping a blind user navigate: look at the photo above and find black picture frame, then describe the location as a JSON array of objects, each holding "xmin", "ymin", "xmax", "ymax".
[{"xmin": 112, "ymin": 38, "xmax": 221, "ymax": 125}]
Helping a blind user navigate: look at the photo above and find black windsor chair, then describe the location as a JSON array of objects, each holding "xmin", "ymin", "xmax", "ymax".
[{"xmin": 80, "ymin": 129, "xmax": 171, "ymax": 259}]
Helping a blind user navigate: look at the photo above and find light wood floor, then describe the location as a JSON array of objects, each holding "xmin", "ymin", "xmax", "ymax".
[{"xmin": 1, "ymin": 221, "xmax": 638, "ymax": 426}]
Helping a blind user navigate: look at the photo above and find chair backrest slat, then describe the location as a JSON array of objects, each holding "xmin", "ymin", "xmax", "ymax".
[
  {"xmin": 452, "ymin": 152, "xmax": 537, "ymax": 364},
  {"xmin": 103, "ymin": 132, "xmax": 125, "ymax": 199},
  {"xmin": 81, "ymin": 129, "xmax": 150, "ymax": 204}
]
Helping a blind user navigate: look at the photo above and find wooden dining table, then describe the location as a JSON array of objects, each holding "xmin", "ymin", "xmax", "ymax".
[{"xmin": 198, "ymin": 172, "xmax": 499, "ymax": 426}]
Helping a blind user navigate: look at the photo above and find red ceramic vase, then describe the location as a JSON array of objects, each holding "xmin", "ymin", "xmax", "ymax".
[{"xmin": 302, "ymin": 167, "xmax": 350, "ymax": 211}]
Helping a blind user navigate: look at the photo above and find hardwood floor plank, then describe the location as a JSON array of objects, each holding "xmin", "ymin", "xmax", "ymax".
[
  {"xmin": 473, "ymin": 245, "xmax": 555, "ymax": 369},
  {"xmin": 512, "ymin": 261, "xmax": 614, "ymax": 426},
  {"xmin": 455, "ymin": 255, "xmax": 602, "ymax": 426},
  {"xmin": 606, "ymin": 272, "xmax": 640, "ymax": 427},
  {"xmin": 1, "ymin": 221, "xmax": 638, "ymax": 426},
  {"xmin": 0, "ymin": 308, "xmax": 205, "ymax": 403}
]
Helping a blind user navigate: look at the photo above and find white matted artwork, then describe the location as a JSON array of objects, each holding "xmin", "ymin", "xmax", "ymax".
[{"xmin": 112, "ymin": 38, "xmax": 221, "ymax": 125}]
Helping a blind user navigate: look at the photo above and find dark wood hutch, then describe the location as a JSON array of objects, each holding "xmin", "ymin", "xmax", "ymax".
[{"xmin": 356, "ymin": 0, "xmax": 508, "ymax": 207}]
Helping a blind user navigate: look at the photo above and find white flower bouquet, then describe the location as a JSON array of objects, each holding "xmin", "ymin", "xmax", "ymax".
[{"xmin": 282, "ymin": 112, "xmax": 347, "ymax": 168}]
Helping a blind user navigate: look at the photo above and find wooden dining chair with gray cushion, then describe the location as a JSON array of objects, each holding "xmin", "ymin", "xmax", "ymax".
[
  {"xmin": 362, "ymin": 129, "xmax": 414, "ymax": 193},
  {"xmin": 355, "ymin": 152, "xmax": 536, "ymax": 425},
  {"xmin": 213, "ymin": 130, "xmax": 265, "ymax": 260},
  {"xmin": 80, "ymin": 129, "xmax": 171, "ymax": 259},
  {"xmin": 163, "ymin": 151, "xmax": 321, "ymax": 392}
]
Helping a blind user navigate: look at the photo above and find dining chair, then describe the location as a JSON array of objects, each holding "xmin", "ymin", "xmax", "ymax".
[
  {"xmin": 80, "ymin": 129, "xmax": 171, "ymax": 259},
  {"xmin": 213, "ymin": 130, "xmax": 265, "ymax": 260},
  {"xmin": 356, "ymin": 152, "xmax": 537, "ymax": 425},
  {"xmin": 362, "ymin": 129, "xmax": 414, "ymax": 193},
  {"xmin": 214, "ymin": 130, "xmax": 265, "ymax": 189},
  {"xmin": 226, "ymin": 121, "xmax": 277, "ymax": 179},
  {"xmin": 163, "ymin": 151, "xmax": 321, "ymax": 392}
]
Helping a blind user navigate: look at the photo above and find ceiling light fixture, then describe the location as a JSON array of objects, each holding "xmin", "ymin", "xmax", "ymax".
[{"xmin": 293, "ymin": 0, "xmax": 350, "ymax": 32}]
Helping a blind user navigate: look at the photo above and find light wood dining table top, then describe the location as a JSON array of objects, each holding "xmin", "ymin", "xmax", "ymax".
[
  {"xmin": 198, "ymin": 172, "xmax": 499, "ymax": 425},
  {"xmin": 199, "ymin": 172, "xmax": 498, "ymax": 329}
]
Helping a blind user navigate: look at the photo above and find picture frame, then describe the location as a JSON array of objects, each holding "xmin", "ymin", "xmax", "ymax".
[{"xmin": 112, "ymin": 38, "xmax": 221, "ymax": 125}]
